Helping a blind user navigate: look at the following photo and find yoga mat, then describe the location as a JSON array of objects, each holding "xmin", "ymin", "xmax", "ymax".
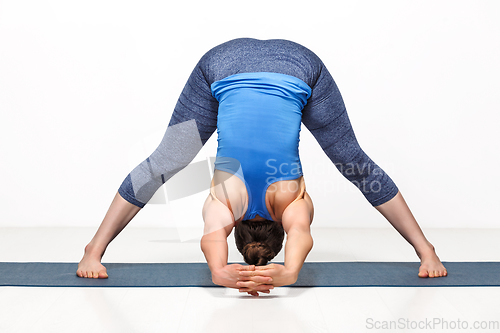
[{"xmin": 0, "ymin": 262, "xmax": 498, "ymax": 288}]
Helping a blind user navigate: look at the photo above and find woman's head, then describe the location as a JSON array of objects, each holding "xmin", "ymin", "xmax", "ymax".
[{"xmin": 234, "ymin": 219, "xmax": 285, "ymax": 266}]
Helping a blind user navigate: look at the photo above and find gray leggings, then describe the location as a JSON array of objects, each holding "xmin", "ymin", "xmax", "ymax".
[{"xmin": 118, "ymin": 38, "xmax": 399, "ymax": 208}]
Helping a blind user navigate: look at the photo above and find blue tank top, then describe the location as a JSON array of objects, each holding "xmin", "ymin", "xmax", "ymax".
[{"xmin": 210, "ymin": 72, "xmax": 312, "ymax": 221}]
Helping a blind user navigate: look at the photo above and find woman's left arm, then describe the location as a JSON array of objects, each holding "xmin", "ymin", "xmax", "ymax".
[{"xmin": 237, "ymin": 195, "xmax": 314, "ymax": 289}]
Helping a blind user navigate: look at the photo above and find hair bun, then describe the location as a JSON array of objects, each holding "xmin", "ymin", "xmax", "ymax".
[{"xmin": 243, "ymin": 242, "xmax": 274, "ymax": 266}]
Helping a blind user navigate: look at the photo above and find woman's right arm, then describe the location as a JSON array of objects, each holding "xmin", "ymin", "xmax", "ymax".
[
  {"xmin": 200, "ymin": 194, "xmax": 274, "ymax": 294},
  {"xmin": 200, "ymin": 194, "xmax": 234, "ymax": 274}
]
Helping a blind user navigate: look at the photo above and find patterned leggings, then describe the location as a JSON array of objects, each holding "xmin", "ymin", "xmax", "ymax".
[{"xmin": 118, "ymin": 38, "xmax": 399, "ymax": 208}]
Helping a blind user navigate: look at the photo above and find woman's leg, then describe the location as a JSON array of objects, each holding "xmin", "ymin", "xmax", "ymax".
[
  {"xmin": 375, "ymin": 191, "xmax": 447, "ymax": 277},
  {"xmin": 77, "ymin": 53, "xmax": 219, "ymax": 278},
  {"xmin": 77, "ymin": 192, "xmax": 140, "ymax": 278},
  {"xmin": 301, "ymin": 60, "xmax": 447, "ymax": 277}
]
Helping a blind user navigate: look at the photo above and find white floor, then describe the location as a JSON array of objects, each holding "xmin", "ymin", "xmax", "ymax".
[{"xmin": 1, "ymin": 227, "xmax": 499, "ymax": 333}]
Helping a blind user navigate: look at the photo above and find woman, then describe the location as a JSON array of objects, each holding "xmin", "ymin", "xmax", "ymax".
[
  {"xmin": 201, "ymin": 68, "xmax": 315, "ymax": 295},
  {"xmin": 77, "ymin": 38, "xmax": 447, "ymax": 296}
]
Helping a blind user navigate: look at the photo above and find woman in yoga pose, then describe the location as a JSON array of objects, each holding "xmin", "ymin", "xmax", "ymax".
[{"xmin": 77, "ymin": 38, "xmax": 447, "ymax": 295}]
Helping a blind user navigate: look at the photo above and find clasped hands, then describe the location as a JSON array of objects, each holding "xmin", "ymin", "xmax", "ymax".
[{"xmin": 212, "ymin": 263, "xmax": 297, "ymax": 296}]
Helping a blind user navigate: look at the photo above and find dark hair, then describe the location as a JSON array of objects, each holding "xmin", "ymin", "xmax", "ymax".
[{"xmin": 234, "ymin": 219, "xmax": 285, "ymax": 266}]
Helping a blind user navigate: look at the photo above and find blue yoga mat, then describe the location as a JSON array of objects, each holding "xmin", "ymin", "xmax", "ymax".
[{"xmin": 0, "ymin": 262, "xmax": 498, "ymax": 287}]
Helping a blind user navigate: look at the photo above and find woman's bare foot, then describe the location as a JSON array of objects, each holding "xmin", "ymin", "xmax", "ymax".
[
  {"xmin": 76, "ymin": 244, "xmax": 108, "ymax": 279},
  {"xmin": 416, "ymin": 242, "xmax": 447, "ymax": 278}
]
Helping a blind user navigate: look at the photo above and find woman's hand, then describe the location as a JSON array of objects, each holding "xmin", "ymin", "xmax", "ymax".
[
  {"xmin": 212, "ymin": 264, "xmax": 274, "ymax": 296},
  {"xmin": 237, "ymin": 263, "xmax": 298, "ymax": 292}
]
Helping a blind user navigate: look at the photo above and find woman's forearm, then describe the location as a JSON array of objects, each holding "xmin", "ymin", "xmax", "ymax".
[
  {"xmin": 283, "ymin": 229, "xmax": 314, "ymax": 279},
  {"xmin": 200, "ymin": 229, "xmax": 229, "ymax": 273}
]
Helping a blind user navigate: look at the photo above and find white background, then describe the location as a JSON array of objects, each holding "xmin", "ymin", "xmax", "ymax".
[{"xmin": 1, "ymin": 0, "xmax": 498, "ymax": 229}]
